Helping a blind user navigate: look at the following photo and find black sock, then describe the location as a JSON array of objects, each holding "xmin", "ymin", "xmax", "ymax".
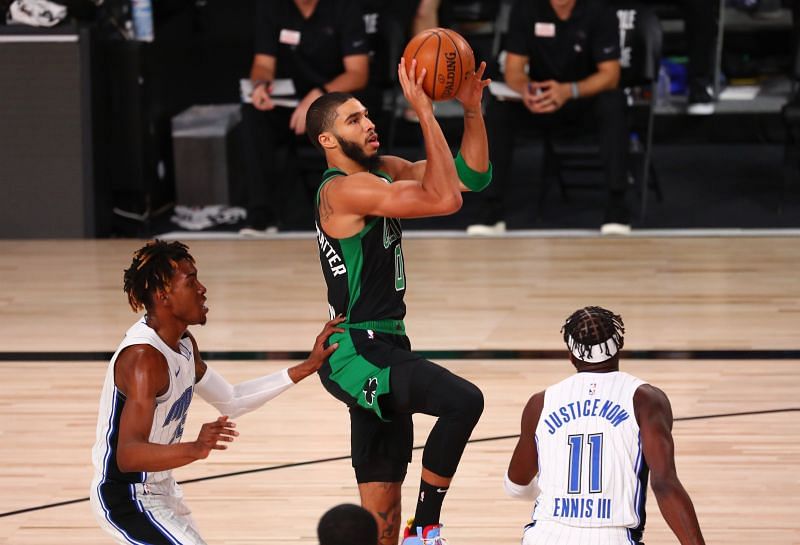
[{"xmin": 413, "ymin": 479, "xmax": 448, "ymax": 530}]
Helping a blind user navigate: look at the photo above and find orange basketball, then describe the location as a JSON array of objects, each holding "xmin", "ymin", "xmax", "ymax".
[{"xmin": 402, "ymin": 28, "xmax": 475, "ymax": 101}]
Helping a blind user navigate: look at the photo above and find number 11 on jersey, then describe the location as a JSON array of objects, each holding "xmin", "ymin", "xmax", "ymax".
[{"xmin": 567, "ymin": 433, "xmax": 604, "ymax": 494}]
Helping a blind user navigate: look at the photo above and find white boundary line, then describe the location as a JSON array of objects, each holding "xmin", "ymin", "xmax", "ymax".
[{"xmin": 0, "ymin": 35, "xmax": 78, "ymax": 43}]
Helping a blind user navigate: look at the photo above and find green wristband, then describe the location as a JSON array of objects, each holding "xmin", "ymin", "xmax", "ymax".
[{"xmin": 454, "ymin": 151, "xmax": 492, "ymax": 192}]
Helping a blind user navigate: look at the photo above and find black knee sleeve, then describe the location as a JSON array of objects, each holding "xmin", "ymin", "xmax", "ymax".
[{"xmin": 419, "ymin": 372, "xmax": 484, "ymax": 478}]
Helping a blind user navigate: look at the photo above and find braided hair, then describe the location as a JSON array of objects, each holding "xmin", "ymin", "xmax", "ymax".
[
  {"xmin": 561, "ymin": 306, "xmax": 625, "ymax": 362},
  {"xmin": 123, "ymin": 240, "xmax": 194, "ymax": 312}
]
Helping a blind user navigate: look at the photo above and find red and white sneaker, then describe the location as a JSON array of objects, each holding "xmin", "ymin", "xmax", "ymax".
[{"xmin": 401, "ymin": 519, "xmax": 448, "ymax": 545}]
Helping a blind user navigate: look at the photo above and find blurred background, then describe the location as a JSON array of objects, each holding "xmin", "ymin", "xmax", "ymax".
[{"xmin": 0, "ymin": 0, "xmax": 797, "ymax": 238}]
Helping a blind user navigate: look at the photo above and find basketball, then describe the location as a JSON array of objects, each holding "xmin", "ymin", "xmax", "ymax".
[{"xmin": 402, "ymin": 28, "xmax": 475, "ymax": 101}]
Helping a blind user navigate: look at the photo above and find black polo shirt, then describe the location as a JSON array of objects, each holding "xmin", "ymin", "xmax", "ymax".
[
  {"xmin": 254, "ymin": 0, "xmax": 369, "ymax": 97},
  {"xmin": 505, "ymin": 0, "xmax": 620, "ymax": 83}
]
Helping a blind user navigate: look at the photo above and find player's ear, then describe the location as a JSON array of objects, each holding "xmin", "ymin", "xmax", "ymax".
[
  {"xmin": 154, "ymin": 288, "xmax": 169, "ymax": 306},
  {"xmin": 319, "ymin": 131, "xmax": 337, "ymax": 150}
]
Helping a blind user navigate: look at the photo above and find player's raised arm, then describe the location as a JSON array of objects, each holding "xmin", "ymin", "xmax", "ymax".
[
  {"xmin": 379, "ymin": 60, "xmax": 492, "ymax": 195},
  {"xmin": 329, "ymin": 58, "xmax": 462, "ymax": 220}
]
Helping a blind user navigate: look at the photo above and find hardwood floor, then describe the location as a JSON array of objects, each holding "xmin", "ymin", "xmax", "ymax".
[{"xmin": 0, "ymin": 237, "xmax": 797, "ymax": 544}]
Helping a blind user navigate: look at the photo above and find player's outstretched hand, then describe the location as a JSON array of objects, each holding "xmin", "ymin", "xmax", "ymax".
[
  {"xmin": 398, "ymin": 57, "xmax": 433, "ymax": 118},
  {"xmin": 193, "ymin": 416, "xmax": 238, "ymax": 459},
  {"xmin": 307, "ymin": 315, "xmax": 346, "ymax": 368},
  {"xmin": 289, "ymin": 315, "xmax": 346, "ymax": 382},
  {"xmin": 456, "ymin": 61, "xmax": 490, "ymax": 112}
]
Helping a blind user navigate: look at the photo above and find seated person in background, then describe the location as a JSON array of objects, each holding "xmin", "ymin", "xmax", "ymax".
[
  {"xmin": 318, "ymin": 504, "xmax": 379, "ymax": 545},
  {"xmin": 472, "ymin": 0, "xmax": 630, "ymax": 235},
  {"xmin": 239, "ymin": 0, "xmax": 370, "ymax": 234}
]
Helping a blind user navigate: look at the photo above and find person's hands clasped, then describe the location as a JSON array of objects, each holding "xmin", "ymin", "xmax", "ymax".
[
  {"xmin": 192, "ymin": 415, "xmax": 238, "ymax": 459},
  {"xmin": 455, "ymin": 60, "xmax": 491, "ymax": 113},
  {"xmin": 398, "ymin": 57, "xmax": 433, "ymax": 119},
  {"xmin": 525, "ymin": 80, "xmax": 573, "ymax": 114},
  {"xmin": 252, "ymin": 82, "xmax": 275, "ymax": 111}
]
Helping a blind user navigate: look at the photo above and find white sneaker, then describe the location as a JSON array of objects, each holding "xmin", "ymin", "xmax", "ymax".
[
  {"xmin": 600, "ymin": 222, "xmax": 631, "ymax": 236},
  {"xmin": 238, "ymin": 225, "xmax": 278, "ymax": 236},
  {"xmin": 687, "ymin": 85, "xmax": 715, "ymax": 116},
  {"xmin": 466, "ymin": 221, "xmax": 506, "ymax": 236},
  {"xmin": 7, "ymin": 0, "xmax": 66, "ymax": 27},
  {"xmin": 687, "ymin": 101, "xmax": 715, "ymax": 116},
  {"xmin": 171, "ymin": 205, "xmax": 215, "ymax": 230}
]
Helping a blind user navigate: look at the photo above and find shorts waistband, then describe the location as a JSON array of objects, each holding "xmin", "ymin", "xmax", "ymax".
[{"xmin": 343, "ymin": 319, "xmax": 406, "ymax": 335}]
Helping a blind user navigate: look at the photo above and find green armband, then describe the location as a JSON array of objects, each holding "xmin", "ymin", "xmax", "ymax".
[{"xmin": 455, "ymin": 151, "xmax": 492, "ymax": 192}]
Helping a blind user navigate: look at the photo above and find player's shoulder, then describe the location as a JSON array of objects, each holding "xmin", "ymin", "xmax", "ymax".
[
  {"xmin": 116, "ymin": 343, "xmax": 169, "ymax": 377},
  {"xmin": 324, "ymin": 169, "xmax": 391, "ymax": 195},
  {"xmin": 633, "ymin": 383, "xmax": 671, "ymax": 413},
  {"xmin": 522, "ymin": 390, "xmax": 546, "ymax": 424}
]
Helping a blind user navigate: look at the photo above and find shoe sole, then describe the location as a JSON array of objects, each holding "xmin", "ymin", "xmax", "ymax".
[
  {"xmin": 466, "ymin": 221, "xmax": 507, "ymax": 236},
  {"xmin": 687, "ymin": 103, "xmax": 715, "ymax": 116},
  {"xmin": 600, "ymin": 223, "xmax": 632, "ymax": 236}
]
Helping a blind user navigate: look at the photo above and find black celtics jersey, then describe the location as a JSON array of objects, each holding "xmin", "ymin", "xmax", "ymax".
[{"xmin": 315, "ymin": 168, "xmax": 406, "ymax": 323}]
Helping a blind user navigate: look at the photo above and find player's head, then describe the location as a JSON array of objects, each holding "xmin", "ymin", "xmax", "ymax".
[
  {"xmin": 561, "ymin": 306, "xmax": 625, "ymax": 369},
  {"xmin": 123, "ymin": 240, "xmax": 208, "ymax": 325},
  {"xmin": 307, "ymin": 92, "xmax": 381, "ymax": 170},
  {"xmin": 317, "ymin": 503, "xmax": 378, "ymax": 545}
]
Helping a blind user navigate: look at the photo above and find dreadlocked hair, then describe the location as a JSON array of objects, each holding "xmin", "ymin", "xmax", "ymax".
[
  {"xmin": 561, "ymin": 306, "xmax": 625, "ymax": 361},
  {"xmin": 123, "ymin": 240, "xmax": 194, "ymax": 312}
]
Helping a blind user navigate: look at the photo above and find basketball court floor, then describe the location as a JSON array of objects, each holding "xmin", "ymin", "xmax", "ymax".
[{"xmin": 0, "ymin": 234, "xmax": 798, "ymax": 544}]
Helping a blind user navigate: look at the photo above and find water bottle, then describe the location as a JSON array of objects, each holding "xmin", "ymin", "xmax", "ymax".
[
  {"xmin": 629, "ymin": 132, "xmax": 642, "ymax": 154},
  {"xmin": 131, "ymin": 0, "xmax": 154, "ymax": 42},
  {"xmin": 656, "ymin": 65, "xmax": 671, "ymax": 107}
]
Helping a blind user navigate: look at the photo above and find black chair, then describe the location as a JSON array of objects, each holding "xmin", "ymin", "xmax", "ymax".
[
  {"xmin": 368, "ymin": 14, "xmax": 407, "ymax": 154},
  {"xmin": 539, "ymin": 3, "xmax": 664, "ymax": 221}
]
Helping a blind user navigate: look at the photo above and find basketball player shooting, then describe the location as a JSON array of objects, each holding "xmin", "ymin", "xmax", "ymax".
[{"xmin": 304, "ymin": 33, "xmax": 492, "ymax": 545}]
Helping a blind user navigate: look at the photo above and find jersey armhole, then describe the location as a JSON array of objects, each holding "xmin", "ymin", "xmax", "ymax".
[{"xmin": 315, "ymin": 168, "xmax": 346, "ymax": 206}]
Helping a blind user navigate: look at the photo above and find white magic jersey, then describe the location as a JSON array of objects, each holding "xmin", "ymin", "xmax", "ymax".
[
  {"xmin": 91, "ymin": 318, "xmax": 197, "ymax": 489},
  {"xmin": 531, "ymin": 372, "xmax": 647, "ymax": 535}
]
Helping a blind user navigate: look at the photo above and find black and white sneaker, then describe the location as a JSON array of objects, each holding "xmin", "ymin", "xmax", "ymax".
[
  {"xmin": 238, "ymin": 207, "xmax": 278, "ymax": 236},
  {"xmin": 600, "ymin": 200, "xmax": 631, "ymax": 235},
  {"xmin": 687, "ymin": 83, "xmax": 715, "ymax": 116}
]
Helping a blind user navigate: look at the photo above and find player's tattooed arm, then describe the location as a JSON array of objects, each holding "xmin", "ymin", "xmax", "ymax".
[{"xmin": 320, "ymin": 181, "xmax": 335, "ymax": 222}]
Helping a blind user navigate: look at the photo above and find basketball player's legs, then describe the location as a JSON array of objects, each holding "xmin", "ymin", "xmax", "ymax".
[
  {"xmin": 91, "ymin": 483, "xmax": 207, "ymax": 545},
  {"xmin": 350, "ymin": 406, "xmax": 412, "ymax": 545},
  {"xmin": 383, "ymin": 356, "xmax": 484, "ymax": 537},
  {"xmin": 321, "ymin": 330, "xmax": 483, "ymax": 542},
  {"xmin": 352, "ymin": 359, "xmax": 484, "ymax": 543}
]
